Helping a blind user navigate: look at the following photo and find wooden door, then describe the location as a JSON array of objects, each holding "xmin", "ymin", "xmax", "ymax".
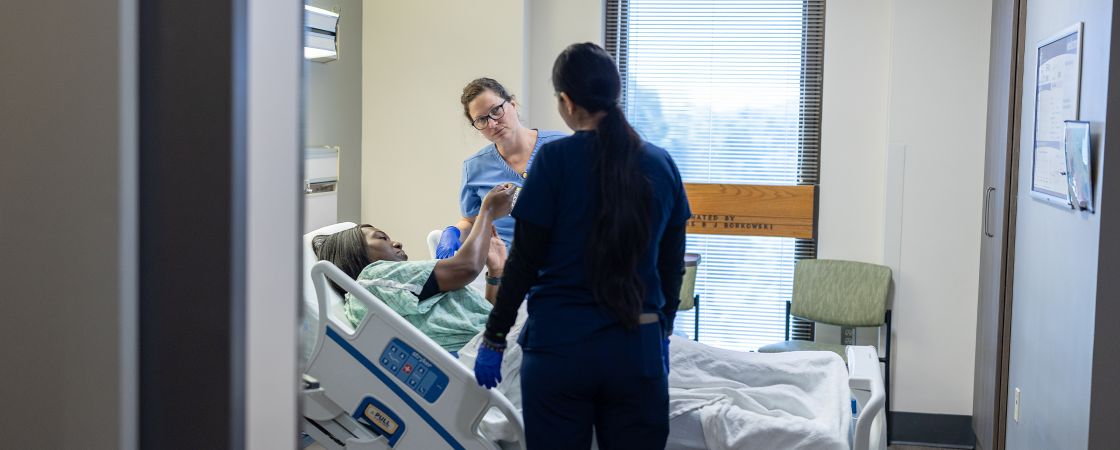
[{"xmin": 972, "ymin": 0, "xmax": 1023, "ymax": 448}]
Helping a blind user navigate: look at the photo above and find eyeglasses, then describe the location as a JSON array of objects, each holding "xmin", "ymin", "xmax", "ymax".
[{"xmin": 471, "ymin": 100, "xmax": 508, "ymax": 130}]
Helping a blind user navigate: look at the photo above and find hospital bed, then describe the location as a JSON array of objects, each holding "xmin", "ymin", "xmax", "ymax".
[
  {"xmin": 301, "ymin": 223, "xmax": 886, "ymax": 450},
  {"xmin": 301, "ymin": 223, "xmax": 524, "ymax": 450}
]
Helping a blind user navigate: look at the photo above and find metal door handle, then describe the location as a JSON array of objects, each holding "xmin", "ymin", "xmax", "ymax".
[{"xmin": 983, "ymin": 186, "xmax": 996, "ymax": 238}]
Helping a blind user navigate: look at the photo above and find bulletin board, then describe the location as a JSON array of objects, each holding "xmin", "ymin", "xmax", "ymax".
[{"xmin": 1030, "ymin": 23, "xmax": 1082, "ymax": 207}]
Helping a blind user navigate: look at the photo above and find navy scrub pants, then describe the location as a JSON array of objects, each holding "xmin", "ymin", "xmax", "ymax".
[{"xmin": 520, "ymin": 322, "xmax": 669, "ymax": 450}]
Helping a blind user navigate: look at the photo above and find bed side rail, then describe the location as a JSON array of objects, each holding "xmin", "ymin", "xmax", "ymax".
[
  {"xmin": 847, "ymin": 345, "xmax": 886, "ymax": 450},
  {"xmin": 307, "ymin": 261, "xmax": 525, "ymax": 449}
]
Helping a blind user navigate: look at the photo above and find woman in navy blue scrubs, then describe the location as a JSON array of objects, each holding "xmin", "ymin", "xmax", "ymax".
[{"xmin": 474, "ymin": 42, "xmax": 691, "ymax": 450}]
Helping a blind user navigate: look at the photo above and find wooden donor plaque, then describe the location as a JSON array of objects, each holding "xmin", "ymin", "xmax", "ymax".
[{"xmin": 683, "ymin": 183, "xmax": 817, "ymax": 240}]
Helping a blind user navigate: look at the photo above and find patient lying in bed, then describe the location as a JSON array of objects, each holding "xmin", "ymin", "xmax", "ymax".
[
  {"xmin": 312, "ymin": 184, "xmax": 514, "ymax": 353},
  {"xmin": 308, "ymin": 188, "xmax": 853, "ymax": 448}
]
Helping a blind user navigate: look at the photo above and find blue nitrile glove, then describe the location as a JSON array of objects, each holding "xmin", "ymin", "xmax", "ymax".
[
  {"xmin": 474, "ymin": 338, "xmax": 505, "ymax": 389},
  {"xmin": 662, "ymin": 337, "xmax": 671, "ymax": 374},
  {"xmin": 435, "ymin": 226, "xmax": 461, "ymax": 259}
]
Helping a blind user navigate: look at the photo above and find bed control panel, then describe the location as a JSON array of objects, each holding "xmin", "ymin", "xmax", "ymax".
[{"xmin": 379, "ymin": 338, "xmax": 448, "ymax": 403}]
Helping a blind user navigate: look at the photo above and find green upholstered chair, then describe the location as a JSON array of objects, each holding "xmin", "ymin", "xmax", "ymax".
[{"xmin": 758, "ymin": 259, "xmax": 893, "ymax": 412}]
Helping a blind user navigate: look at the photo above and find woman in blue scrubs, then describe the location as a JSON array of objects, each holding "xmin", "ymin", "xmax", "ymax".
[
  {"xmin": 433, "ymin": 78, "xmax": 566, "ymax": 258},
  {"xmin": 474, "ymin": 43, "xmax": 691, "ymax": 450}
]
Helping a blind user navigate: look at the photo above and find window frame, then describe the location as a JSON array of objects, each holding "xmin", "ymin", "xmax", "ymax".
[{"xmin": 605, "ymin": 0, "xmax": 825, "ymax": 348}]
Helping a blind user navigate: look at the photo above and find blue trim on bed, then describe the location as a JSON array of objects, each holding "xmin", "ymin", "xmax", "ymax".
[{"xmin": 326, "ymin": 327, "xmax": 465, "ymax": 450}]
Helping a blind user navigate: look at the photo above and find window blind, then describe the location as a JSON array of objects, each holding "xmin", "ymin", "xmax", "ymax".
[{"xmin": 607, "ymin": 0, "xmax": 824, "ymax": 352}]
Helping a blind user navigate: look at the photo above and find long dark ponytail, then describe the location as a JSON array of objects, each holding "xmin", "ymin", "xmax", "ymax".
[{"xmin": 552, "ymin": 43, "xmax": 652, "ymax": 330}]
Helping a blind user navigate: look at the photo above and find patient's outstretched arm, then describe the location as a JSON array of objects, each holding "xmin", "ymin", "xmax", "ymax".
[{"xmin": 433, "ymin": 184, "xmax": 514, "ymax": 292}]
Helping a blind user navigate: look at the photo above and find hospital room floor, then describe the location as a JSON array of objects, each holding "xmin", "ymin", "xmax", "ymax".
[{"xmin": 308, "ymin": 443, "xmax": 947, "ymax": 449}]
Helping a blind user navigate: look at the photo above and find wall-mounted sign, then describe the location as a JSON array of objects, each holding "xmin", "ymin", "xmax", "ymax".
[
  {"xmin": 684, "ymin": 183, "xmax": 817, "ymax": 239},
  {"xmin": 1031, "ymin": 22, "xmax": 1082, "ymax": 207}
]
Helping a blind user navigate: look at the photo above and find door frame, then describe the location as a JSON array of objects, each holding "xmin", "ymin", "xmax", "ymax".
[{"xmin": 138, "ymin": 1, "xmax": 302, "ymax": 448}]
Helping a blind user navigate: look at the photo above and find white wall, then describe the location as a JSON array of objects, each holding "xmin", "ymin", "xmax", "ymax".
[
  {"xmin": 817, "ymin": 0, "xmax": 891, "ymax": 265},
  {"xmin": 362, "ymin": 1, "xmax": 525, "ymax": 253},
  {"xmin": 819, "ymin": 0, "xmax": 992, "ymax": 416},
  {"xmin": 816, "ymin": 0, "xmax": 893, "ymax": 346},
  {"xmin": 885, "ymin": 0, "xmax": 991, "ymax": 416}
]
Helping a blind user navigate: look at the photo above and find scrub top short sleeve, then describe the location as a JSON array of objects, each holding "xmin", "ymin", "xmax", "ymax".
[{"xmin": 459, "ymin": 162, "xmax": 483, "ymax": 219}]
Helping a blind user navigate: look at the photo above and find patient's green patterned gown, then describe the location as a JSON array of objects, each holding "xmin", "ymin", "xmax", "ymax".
[{"xmin": 344, "ymin": 259, "xmax": 492, "ymax": 352}]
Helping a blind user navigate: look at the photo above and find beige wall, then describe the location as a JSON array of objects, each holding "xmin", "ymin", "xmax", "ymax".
[
  {"xmin": 362, "ymin": 1, "xmax": 525, "ymax": 253},
  {"xmin": 361, "ymin": 0, "xmax": 597, "ymax": 254},
  {"xmin": 819, "ymin": 0, "xmax": 992, "ymax": 416}
]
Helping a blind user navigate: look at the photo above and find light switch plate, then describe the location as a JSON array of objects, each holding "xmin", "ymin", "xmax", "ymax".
[{"xmin": 1013, "ymin": 387, "xmax": 1021, "ymax": 423}]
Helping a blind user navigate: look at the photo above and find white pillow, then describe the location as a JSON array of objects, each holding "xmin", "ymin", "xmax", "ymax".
[{"xmin": 301, "ymin": 222, "xmax": 357, "ymax": 369}]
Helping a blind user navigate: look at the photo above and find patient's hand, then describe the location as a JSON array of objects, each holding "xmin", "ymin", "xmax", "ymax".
[
  {"xmin": 481, "ymin": 183, "xmax": 515, "ymax": 218},
  {"xmin": 486, "ymin": 226, "xmax": 507, "ymax": 274}
]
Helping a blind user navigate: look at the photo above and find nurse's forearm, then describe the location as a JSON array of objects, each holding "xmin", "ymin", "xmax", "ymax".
[
  {"xmin": 484, "ymin": 220, "xmax": 548, "ymax": 343},
  {"xmin": 483, "ymin": 250, "xmax": 506, "ymax": 304},
  {"xmin": 454, "ymin": 217, "xmax": 474, "ymax": 242},
  {"xmin": 484, "ymin": 276, "xmax": 501, "ymax": 305}
]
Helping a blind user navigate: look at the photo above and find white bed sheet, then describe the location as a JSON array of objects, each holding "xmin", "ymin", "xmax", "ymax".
[
  {"xmin": 457, "ymin": 315, "xmax": 851, "ymax": 450},
  {"xmin": 665, "ymin": 337, "xmax": 850, "ymax": 450}
]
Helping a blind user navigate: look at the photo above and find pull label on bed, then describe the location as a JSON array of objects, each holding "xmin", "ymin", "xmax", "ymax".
[
  {"xmin": 379, "ymin": 338, "xmax": 449, "ymax": 403},
  {"xmin": 352, "ymin": 396, "xmax": 407, "ymax": 446}
]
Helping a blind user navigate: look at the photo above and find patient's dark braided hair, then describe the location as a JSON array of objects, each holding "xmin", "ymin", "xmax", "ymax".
[{"xmin": 313, "ymin": 224, "xmax": 373, "ymax": 294}]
